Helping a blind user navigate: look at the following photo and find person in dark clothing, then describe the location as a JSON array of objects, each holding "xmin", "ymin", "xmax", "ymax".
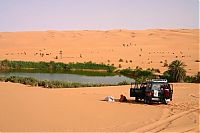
[{"xmin": 119, "ymin": 94, "xmax": 128, "ymax": 102}]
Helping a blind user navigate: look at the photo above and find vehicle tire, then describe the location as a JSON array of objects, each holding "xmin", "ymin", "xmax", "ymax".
[
  {"xmin": 148, "ymin": 99, "xmax": 152, "ymax": 105},
  {"xmin": 144, "ymin": 97, "xmax": 147, "ymax": 104},
  {"xmin": 145, "ymin": 97, "xmax": 152, "ymax": 105},
  {"xmin": 135, "ymin": 97, "xmax": 139, "ymax": 102},
  {"xmin": 162, "ymin": 98, "xmax": 167, "ymax": 105}
]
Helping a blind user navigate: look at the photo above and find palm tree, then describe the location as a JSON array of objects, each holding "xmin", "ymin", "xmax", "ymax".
[{"xmin": 168, "ymin": 60, "xmax": 186, "ymax": 82}]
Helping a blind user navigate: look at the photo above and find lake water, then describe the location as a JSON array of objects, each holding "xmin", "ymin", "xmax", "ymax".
[{"xmin": 0, "ymin": 72, "xmax": 134, "ymax": 84}]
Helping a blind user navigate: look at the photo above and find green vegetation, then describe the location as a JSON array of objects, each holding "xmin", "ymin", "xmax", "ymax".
[
  {"xmin": 162, "ymin": 60, "xmax": 186, "ymax": 82},
  {"xmin": 0, "ymin": 60, "xmax": 116, "ymax": 73},
  {"xmin": 118, "ymin": 68, "xmax": 154, "ymax": 83},
  {"xmin": 117, "ymin": 80, "xmax": 130, "ymax": 85},
  {"xmin": 163, "ymin": 60, "xmax": 168, "ymax": 67},
  {"xmin": 161, "ymin": 60, "xmax": 200, "ymax": 83},
  {"xmin": 68, "ymin": 61, "xmax": 116, "ymax": 72},
  {"xmin": 0, "ymin": 76, "xmax": 129, "ymax": 88},
  {"xmin": 184, "ymin": 72, "xmax": 200, "ymax": 83},
  {"xmin": 1, "ymin": 59, "xmax": 199, "ymax": 85},
  {"xmin": 119, "ymin": 68, "xmax": 154, "ymax": 78},
  {"xmin": 146, "ymin": 68, "xmax": 160, "ymax": 73},
  {"xmin": 0, "ymin": 60, "xmax": 69, "ymax": 70}
]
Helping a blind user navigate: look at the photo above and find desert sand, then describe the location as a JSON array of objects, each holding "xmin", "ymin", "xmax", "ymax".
[
  {"xmin": 0, "ymin": 29, "xmax": 199, "ymax": 75},
  {"xmin": 0, "ymin": 82, "xmax": 199, "ymax": 132},
  {"xmin": 0, "ymin": 29, "xmax": 199, "ymax": 132}
]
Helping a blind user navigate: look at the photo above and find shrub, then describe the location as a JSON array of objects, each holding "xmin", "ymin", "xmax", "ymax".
[
  {"xmin": 0, "ymin": 77, "xmax": 6, "ymax": 81},
  {"xmin": 184, "ymin": 72, "xmax": 200, "ymax": 83},
  {"xmin": 118, "ymin": 80, "xmax": 130, "ymax": 85},
  {"xmin": 147, "ymin": 68, "xmax": 160, "ymax": 73},
  {"xmin": 119, "ymin": 68, "xmax": 154, "ymax": 79},
  {"xmin": 68, "ymin": 61, "xmax": 116, "ymax": 72},
  {"xmin": 135, "ymin": 76, "xmax": 149, "ymax": 83},
  {"xmin": 119, "ymin": 59, "xmax": 124, "ymax": 62},
  {"xmin": 136, "ymin": 66, "xmax": 142, "ymax": 70},
  {"xmin": 163, "ymin": 60, "xmax": 168, "ymax": 67}
]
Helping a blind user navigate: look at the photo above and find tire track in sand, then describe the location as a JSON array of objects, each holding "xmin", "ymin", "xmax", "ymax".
[{"xmin": 132, "ymin": 108, "xmax": 198, "ymax": 132}]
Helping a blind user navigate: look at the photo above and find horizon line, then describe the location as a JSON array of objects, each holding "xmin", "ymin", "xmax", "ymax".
[{"xmin": 0, "ymin": 28, "xmax": 199, "ymax": 33}]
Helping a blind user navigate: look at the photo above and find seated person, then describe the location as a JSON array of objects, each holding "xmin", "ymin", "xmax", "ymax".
[{"xmin": 119, "ymin": 94, "xmax": 128, "ymax": 102}]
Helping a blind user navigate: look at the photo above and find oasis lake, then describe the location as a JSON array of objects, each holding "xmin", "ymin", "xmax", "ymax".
[{"xmin": 0, "ymin": 71, "xmax": 134, "ymax": 84}]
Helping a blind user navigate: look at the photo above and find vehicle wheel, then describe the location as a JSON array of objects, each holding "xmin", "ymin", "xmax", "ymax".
[
  {"xmin": 145, "ymin": 97, "xmax": 152, "ymax": 105},
  {"xmin": 148, "ymin": 100, "xmax": 152, "ymax": 105},
  {"xmin": 144, "ymin": 97, "xmax": 150, "ymax": 104},
  {"xmin": 144, "ymin": 98, "xmax": 147, "ymax": 104},
  {"xmin": 162, "ymin": 98, "xmax": 167, "ymax": 105},
  {"xmin": 135, "ymin": 97, "xmax": 139, "ymax": 102}
]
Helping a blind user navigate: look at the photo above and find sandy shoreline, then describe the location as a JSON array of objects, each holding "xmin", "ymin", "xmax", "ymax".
[{"xmin": 0, "ymin": 82, "xmax": 199, "ymax": 132}]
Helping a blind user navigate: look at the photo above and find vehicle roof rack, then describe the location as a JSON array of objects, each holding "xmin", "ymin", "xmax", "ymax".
[{"xmin": 148, "ymin": 79, "xmax": 168, "ymax": 83}]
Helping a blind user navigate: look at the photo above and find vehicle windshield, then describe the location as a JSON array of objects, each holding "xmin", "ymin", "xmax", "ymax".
[
  {"xmin": 151, "ymin": 83, "xmax": 170, "ymax": 90},
  {"xmin": 151, "ymin": 83, "xmax": 162, "ymax": 90}
]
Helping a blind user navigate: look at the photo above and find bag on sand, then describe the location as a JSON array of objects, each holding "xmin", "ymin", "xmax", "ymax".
[{"xmin": 105, "ymin": 96, "xmax": 115, "ymax": 102}]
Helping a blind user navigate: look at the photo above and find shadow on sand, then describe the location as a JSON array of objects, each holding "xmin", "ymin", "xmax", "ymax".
[
  {"xmin": 101, "ymin": 99, "xmax": 166, "ymax": 106},
  {"xmin": 101, "ymin": 99, "xmax": 145, "ymax": 104}
]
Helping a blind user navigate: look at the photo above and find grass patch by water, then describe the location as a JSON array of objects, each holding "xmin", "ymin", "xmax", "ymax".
[
  {"xmin": 0, "ymin": 76, "xmax": 130, "ymax": 88},
  {"xmin": 117, "ymin": 68, "xmax": 154, "ymax": 83},
  {"xmin": 0, "ymin": 60, "xmax": 116, "ymax": 73}
]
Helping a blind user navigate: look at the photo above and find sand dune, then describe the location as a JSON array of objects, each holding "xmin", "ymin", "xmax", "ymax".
[
  {"xmin": 0, "ymin": 82, "xmax": 199, "ymax": 132},
  {"xmin": 0, "ymin": 29, "xmax": 199, "ymax": 75},
  {"xmin": 0, "ymin": 29, "xmax": 199, "ymax": 132}
]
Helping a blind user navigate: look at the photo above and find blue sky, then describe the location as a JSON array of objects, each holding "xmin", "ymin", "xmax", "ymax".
[{"xmin": 0, "ymin": 0, "xmax": 199, "ymax": 31}]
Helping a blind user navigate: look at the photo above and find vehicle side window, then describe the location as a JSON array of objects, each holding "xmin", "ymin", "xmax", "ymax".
[
  {"xmin": 162, "ymin": 84, "xmax": 170, "ymax": 89},
  {"xmin": 160, "ymin": 83, "xmax": 171, "ymax": 90},
  {"xmin": 146, "ymin": 83, "xmax": 151, "ymax": 89},
  {"xmin": 134, "ymin": 84, "xmax": 138, "ymax": 89},
  {"xmin": 140, "ymin": 83, "xmax": 147, "ymax": 89}
]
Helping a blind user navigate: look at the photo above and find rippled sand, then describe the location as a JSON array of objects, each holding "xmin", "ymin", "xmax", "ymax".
[{"xmin": 0, "ymin": 82, "xmax": 199, "ymax": 132}]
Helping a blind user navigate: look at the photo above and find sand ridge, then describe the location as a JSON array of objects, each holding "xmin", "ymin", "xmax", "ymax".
[
  {"xmin": 0, "ymin": 29, "xmax": 199, "ymax": 75},
  {"xmin": 0, "ymin": 28, "xmax": 199, "ymax": 132}
]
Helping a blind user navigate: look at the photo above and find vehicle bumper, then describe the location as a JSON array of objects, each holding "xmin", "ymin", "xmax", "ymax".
[
  {"xmin": 151, "ymin": 97, "xmax": 171, "ymax": 102},
  {"xmin": 152, "ymin": 98, "xmax": 160, "ymax": 101}
]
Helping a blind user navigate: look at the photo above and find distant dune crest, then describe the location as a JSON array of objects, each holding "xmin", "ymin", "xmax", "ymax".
[{"xmin": 0, "ymin": 29, "xmax": 199, "ymax": 75}]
